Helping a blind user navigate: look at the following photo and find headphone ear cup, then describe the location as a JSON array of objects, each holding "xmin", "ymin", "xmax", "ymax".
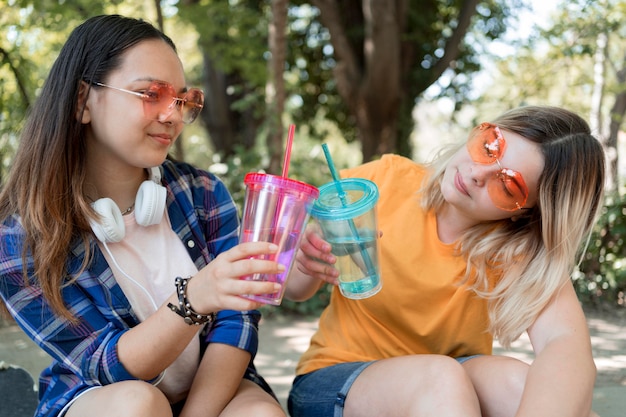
[
  {"xmin": 90, "ymin": 198, "xmax": 125, "ymax": 243},
  {"xmin": 134, "ymin": 180, "xmax": 167, "ymax": 227}
]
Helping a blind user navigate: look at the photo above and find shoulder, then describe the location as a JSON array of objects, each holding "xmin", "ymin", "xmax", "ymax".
[
  {"xmin": 160, "ymin": 159, "xmax": 229, "ymax": 196},
  {"xmin": 161, "ymin": 158, "xmax": 217, "ymax": 184},
  {"xmin": 342, "ymin": 154, "xmax": 426, "ymax": 183}
]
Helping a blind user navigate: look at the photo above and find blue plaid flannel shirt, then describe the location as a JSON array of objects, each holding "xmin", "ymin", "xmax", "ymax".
[{"xmin": 0, "ymin": 159, "xmax": 264, "ymax": 416}]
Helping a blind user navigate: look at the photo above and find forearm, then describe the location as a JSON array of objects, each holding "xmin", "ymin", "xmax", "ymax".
[
  {"xmin": 517, "ymin": 282, "xmax": 597, "ymax": 417},
  {"xmin": 181, "ymin": 343, "xmax": 251, "ymax": 417},
  {"xmin": 117, "ymin": 241, "xmax": 278, "ymax": 381},
  {"xmin": 516, "ymin": 336, "xmax": 596, "ymax": 417},
  {"xmin": 117, "ymin": 291, "xmax": 202, "ymax": 380}
]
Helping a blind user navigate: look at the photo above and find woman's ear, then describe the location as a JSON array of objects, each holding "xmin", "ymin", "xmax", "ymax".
[{"xmin": 76, "ymin": 81, "xmax": 91, "ymax": 124}]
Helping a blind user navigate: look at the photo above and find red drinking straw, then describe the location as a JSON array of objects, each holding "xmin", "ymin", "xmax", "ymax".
[{"xmin": 282, "ymin": 124, "xmax": 296, "ymax": 178}]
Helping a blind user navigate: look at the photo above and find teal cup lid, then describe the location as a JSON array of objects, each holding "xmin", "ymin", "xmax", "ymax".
[{"xmin": 311, "ymin": 178, "xmax": 379, "ymax": 221}]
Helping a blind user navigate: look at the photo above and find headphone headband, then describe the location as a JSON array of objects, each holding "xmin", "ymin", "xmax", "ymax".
[
  {"xmin": 90, "ymin": 166, "xmax": 166, "ymax": 243},
  {"xmin": 149, "ymin": 166, "xmax": 162, "ymax": 183}
]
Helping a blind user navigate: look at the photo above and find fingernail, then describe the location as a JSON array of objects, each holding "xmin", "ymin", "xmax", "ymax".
[
  {"xmin": 277, "ymin": 263, "xmax": 286, "ymax": 272},
  {"xmin": 273, "ymin": 283, "xmax": 282, "ymax": 292},
  {"xmin": 268, "ymin": 243, "xmax": 279, "ymax": 251}
]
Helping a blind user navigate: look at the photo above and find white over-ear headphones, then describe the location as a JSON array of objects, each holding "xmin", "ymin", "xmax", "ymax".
[{"xmin": 90, "ymin": 167, "xmax": 167, "ymax": 243}]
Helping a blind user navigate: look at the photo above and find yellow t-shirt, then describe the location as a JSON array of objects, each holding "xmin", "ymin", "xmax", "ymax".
[{"xmin": 296, "ymin": 154, "xmax": 493, "ymax": 376}]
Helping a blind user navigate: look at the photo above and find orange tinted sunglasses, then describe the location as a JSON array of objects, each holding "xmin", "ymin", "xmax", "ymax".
[{"xmin": 466, "ymin": 122, "xmax": 529, "ymax": 211}]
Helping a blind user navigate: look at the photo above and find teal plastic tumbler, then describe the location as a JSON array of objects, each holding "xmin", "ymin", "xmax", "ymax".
[{"xmin": 311, "ymin": 178, "xmax": 382, "ymax": 299}]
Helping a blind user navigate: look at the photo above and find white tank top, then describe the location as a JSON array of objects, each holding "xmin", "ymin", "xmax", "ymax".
[{"xmin": 98, "ymin": 210, "xmax": 201, "ymax": 403}]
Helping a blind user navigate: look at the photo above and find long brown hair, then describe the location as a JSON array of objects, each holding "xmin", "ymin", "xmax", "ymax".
[{"xmin": 0, "ymin": 15, "xmax": 176, "ymax": 321}]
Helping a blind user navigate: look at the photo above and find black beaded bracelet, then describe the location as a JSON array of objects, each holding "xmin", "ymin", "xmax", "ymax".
[{"xmin": 167, "ymin": 276, "xmax": 216, "ymax": 326}]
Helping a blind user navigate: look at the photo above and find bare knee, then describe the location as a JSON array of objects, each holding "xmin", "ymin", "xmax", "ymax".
[
  {"xmin": 483, "ymin": 357, "xmax": 528, "ymax": 403},
  {"xmin": 410, "ymin": 356, "xmax": 481, "ymax": 415},
  {"xmin": 219, "ymin": 380, "xmax": 285, "ymax": 417},
  {"xmin": 500, "ymin": 360, "xmax": 528, "ymax": 399},
  {"xmin": 463, "ymin": 356, "xmax": 529, "ymax": 417},
  {"xmin": 346, "ymin": 355, "xmax": 481, "ymax": 417},
  {"xmin": 66, "ymin": 380, "xmax": 171, "ymax": 417},
  {"xmin": 118, "ymin": 381, "xmax": 172, "ymax": 417},
  {"xmin": 422, "ymin": 356, "xmax": 478, "ymax": 396},
  {"xmin": 238, "ymin": 400, "xmax": 285, "ymax": 417}
]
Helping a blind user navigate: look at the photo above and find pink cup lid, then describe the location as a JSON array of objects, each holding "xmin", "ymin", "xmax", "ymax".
[{"xmin": 244, "ymin": 172, "xmax": 320, "ymax": 199}]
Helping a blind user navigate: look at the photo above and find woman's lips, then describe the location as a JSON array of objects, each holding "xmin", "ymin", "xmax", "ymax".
[
  {"xmin": 455, "ymin": 170, "xmax": 469, "ymax": 196},
  {"xmin": 149, "ymin": 133, "xmax": 172, "ymax": 146}
]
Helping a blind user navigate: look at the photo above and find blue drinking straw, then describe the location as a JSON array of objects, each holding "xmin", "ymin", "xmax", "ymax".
[{"xmin": 321, "ymin": 144, "xmax": 376, "ymax": 275}]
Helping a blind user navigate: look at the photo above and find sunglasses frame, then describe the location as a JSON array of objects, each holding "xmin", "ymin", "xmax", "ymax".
[
  {"xmin": 466, "ymin": 122, "xmax": 529, "ymax": 211},
  {"xmin": 94, "ymin": 81, "xmax": 204, "ymax": 124}
]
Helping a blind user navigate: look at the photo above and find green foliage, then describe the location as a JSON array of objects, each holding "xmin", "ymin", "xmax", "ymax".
[
  {"xmin": 0, "ymin": 0, "xmax": 129, "ymax": 180},
  {"xmin": 287, "ymin": 0, "xmax": 521, "ymax": 155},
  {"xmin": 176, "ymin": 0, "xmax": 269, "ymax": 87},
  {"xmin": 576, "ymin": 192, "xmax": 626, "ymax": 309},
  {"xmin": 208, "ymin": 144, "xmax": 265, "ymax": 212},
  {"xmin": 205, "ymin": 124, "xmax": 354, "ymax": 212},
  {"xmin": 3, "ymin": 0, "xmax": 625, "ymax": 314},
  {"xmin": 0, "ymin": 2, "xmax": 78, "ymax": 180}
]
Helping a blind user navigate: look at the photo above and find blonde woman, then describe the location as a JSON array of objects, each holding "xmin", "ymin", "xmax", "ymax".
[{"xmin": 286, "ymin": 106, "xmax": 604, "ymax": 417}]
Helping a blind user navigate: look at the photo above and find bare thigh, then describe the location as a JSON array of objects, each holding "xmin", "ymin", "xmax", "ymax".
[
  {"xmin": 343, "ymin": 355, "xmax": 481, "ymax": 417},
  {"xmin": 218, "ymin": 379, "xmax": 285, "ymax": 417},
  {"xmin": 64, "ymin": 380, "xmax": 172, "ymax": 417}
]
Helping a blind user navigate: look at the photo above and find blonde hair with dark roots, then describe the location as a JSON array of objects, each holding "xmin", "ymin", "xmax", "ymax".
[{"xmin": 421, "ymin": 106, "xmax": 605, "ymax": 347}]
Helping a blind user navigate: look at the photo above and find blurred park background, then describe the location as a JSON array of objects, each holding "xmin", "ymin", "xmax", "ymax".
[{"xmin": 1, "ymin": 0, "xmax": 625, "ymax": 317}]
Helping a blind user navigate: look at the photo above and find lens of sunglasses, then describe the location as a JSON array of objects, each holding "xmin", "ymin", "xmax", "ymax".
[
  {"xmin": 466, "ymin": 123, "xmax": 506, "ymax": 164},
  {"xmin": 466, "ymin": 122, "xmax": 529, "ymax": 211},
  {"xmin": 179, "ymin": 88, "xmax": 204, "ymax": 124},
  {"xmin": 142, "ymin": 82, "xmax": 204, "ymax": 124},
  {"xmin": 488, "ymin": 169, "xmax": 528, "ymax": 211}
]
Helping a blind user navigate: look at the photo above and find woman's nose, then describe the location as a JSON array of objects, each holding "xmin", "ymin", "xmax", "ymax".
[
  {"xmin": 470, "ymin": 163, "xmax": 498, "ymax": 186},
  {"xmin": 157, "ymin": 99, "xmax": 184, "ymax": 124}
]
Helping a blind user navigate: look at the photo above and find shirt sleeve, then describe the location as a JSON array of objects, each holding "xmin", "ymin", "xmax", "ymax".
[
  {"xmin": 0, "ymin": 227, "xmax": 142, "ymax": 387},
  {"xmin": 202, "ymin": 175, "xmax": 240, "ymax": 255},
  {"xmin": 201, "ymin": 309, "xmax": 261, "ymax": 357}
]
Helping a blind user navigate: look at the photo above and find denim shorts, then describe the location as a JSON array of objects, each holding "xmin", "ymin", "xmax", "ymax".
[
  {"xmin": 287, "ymin": 356, "xmax": 481, "ymax": 417},
  {"xmin": 288, "ymin": 362, "xmax": 373, "ymax": 417}
]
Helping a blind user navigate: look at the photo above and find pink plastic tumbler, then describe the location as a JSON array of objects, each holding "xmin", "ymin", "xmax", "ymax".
[{"xmin": 239, "ymin": 173, "xmax": 319, "ymax": 305}]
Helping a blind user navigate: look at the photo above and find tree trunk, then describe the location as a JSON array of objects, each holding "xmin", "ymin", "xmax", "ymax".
[
  {"xmin": 313, "ymin": 0, "xmax": 479, "ymax": 161},
  {"xmin": 200, "ymin": 53, "xmax": 259, "ymax": 157},
  {"xmin": 312, "ymin": 0, "xmax": 403, "ymax": 161},
  {"xmin": 607, "ymin": 93, "xmax": 626, "ymax": 193},
  {"xmin": 589, "ymin": 32, "xmax": 607, "ymax": 137},
  {"xmin": 604, "ymin": 52, "xmax": 626, "ymax": 193},
  {"xmin": 266, "ymin": 0, "xmax": 289, "ymax": 175}
]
